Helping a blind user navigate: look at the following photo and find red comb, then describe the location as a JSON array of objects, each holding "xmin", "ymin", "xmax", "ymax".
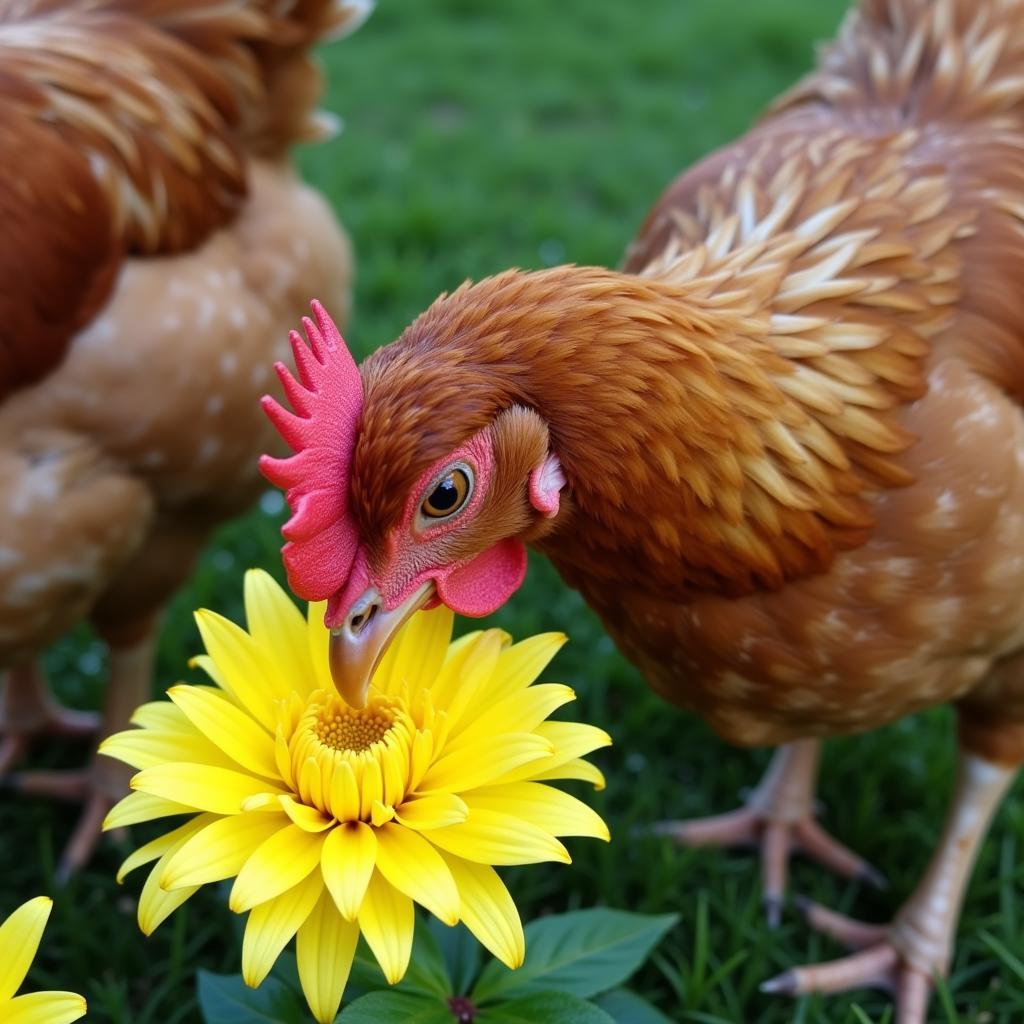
[{"xmin": 259, "ymin": 301, "xmax": 363, "ymax": 601}]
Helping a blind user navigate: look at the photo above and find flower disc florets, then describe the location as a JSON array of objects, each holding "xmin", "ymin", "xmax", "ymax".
[{"xmin": 101, "ymin": 569, "xmax": 610, "ymax": 1024}]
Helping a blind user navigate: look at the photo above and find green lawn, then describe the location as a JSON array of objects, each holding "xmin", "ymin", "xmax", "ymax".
[{"xmin": 5, "ymin": 0, "xmax": 1024, "ymax": 1021}]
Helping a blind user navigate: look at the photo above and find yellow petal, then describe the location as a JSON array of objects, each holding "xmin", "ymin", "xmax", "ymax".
[
  {"xmin": 306, "ymin": 599, "xmax": 333, "ymax": 693},
  {"xmin": 117, "ymin": 813, "xmax": 218, "ymax": 884},
  {"xmin": 189, "ymin": 654, "xmax": 227, "ymax": 690},
  {"xmin": 328, "ymin": 760, "xmax": 360, "ymax": 822},
  {"xmin": 230, "ymin": 824, "xmax": 326, "ymax": 913},
  {"xmin": 279, "ymin": 795, "xmax": 334, "ymax": 832},
  {"xmin": 99, "ymin": 727, "xmax": 235, "ymax": 771},
  {"xmin": 168, "ymin": 685, "xmax": 279, "ymax": 780},
  {"xmin": 493, "ymin": 722, "xmax": 612, "ymax": 786},
  {"xmin": 464, "ymin": 783, "xmax": 609, "ymax": 841},
  {"xmin": 103, "ymin": 791, "xmax": 194, "ymax": 830},
  {"xmin": 419, "ymin": 733, "xmax": 553, "ymax": 793},
  {"xmin": 137, "ymin": 817, "xmax": 211, "ymax": 935},
  {"xmin": 194, "ymin": 609, "xmax": 279, "ymax": 729},
  {"xmin": 462, "ymin": 632, "xmax": 567, "ymax": 720},
  {"xmin": 320, "ymin": 821, "xmax": 376, "ymax": 920},
  {"xmin": 433, "ymin": 632, "xmax": 503, "ymax": 732},
  {"xmin": 4, "ymin": 992, "xmax": 87, "ymax": 1024},
  {"xmin": 244, "ymin": 570, "xmax": 316, "ymax": 699},
  {"xmin": 422, "ymin": 809, "xmax": 570, "ymax": 866},
  {"xmin": 357, "ymin": 870, "xmax": 413, "ymax": 985},
  {"xmin": 373, "ymin": 605, "xmax": 453, "ymax": 698},
  {"xmin": 131, "ymin": 763, "xmax": 286, "ymax": 814},
  {"xmin": 438, "ymin": 852, "xmax": 524, "ymax": 969},
  {"xmin": 529, "ymin": 757, "xmax": 606, "ymax": 791},
  {"xmin": 374, "ymin": 823, "xmax": 460, "ymax": 926},
  {"xmin": 160, "ymin": 812, "xmax": 288, "ymax": 890},
  {"xmin": 130, "ymin": 700, "xmax": 194, "ymax": 731},
  {"xmin": 241, "ymin": 871, "xmax": 323, "ymax": 988},
  {"xmin": 296, "ymin": 889, "xmax": 360, "ymax": 1024},
  {"xmin": 445, "ymin": 684, "xmax": 575, "ymax": 751},
  {"xmin": 0, "ymin": 896, "xmax": 51, "ymax": 1001},
  {"xmin": 394, "ymin": 793, "xmax": 468, "ymax": 831}
]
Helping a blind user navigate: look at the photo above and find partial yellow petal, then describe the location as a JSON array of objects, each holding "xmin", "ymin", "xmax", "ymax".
[
  {"xmin": 357, "ymin": 870, "xmax": 414, "ymax": 985},
  {"xmin": 131, "ymin": 763, "xmax": 286, "ymax": 814},
  {"xmin": 189, "ymin": 654, "xmax": 227, "ymax": 690},
  {"xmin": 103, "ymin": 791, "xmax": 194, "ymax": 830},
  {"xmin": 373, "ymin": 605, "xmax": 453, "ymax": 697},
  {"xmin": 320, "ymin": 821, "xmax": 376, "ymax": 920},
  {"xmin": 4, "ymin": 992, "xmax": 87, "ymax": 1024},
  {"xmin": 306, "ymin": 599, "xmax": 333, "ymax": 693},
  {"xmin": 374, "ymin": 822, "xmax": 460, "ymax": 925},
  {"xmin": 445, "ymin": 684, "xmax": 575, "ymax": 750},
  {"xmin": 327, "ymin": 760, "xmax": 360, "ymax": 822},
  {"xmin": 296, "ymin": 889, "xmax": 360, "ymax": 1024},
  {"xmin": 99, "ymin": 728, "xmax": 235, "ymax": 771},
  {"xmin": 463, "ymin": 632, "xmax": 567, "ymax": 720},
  {"xmin": 419, "ymin": 733, "xmax": 553, "ymax": 793},
  {"xmin": 160, "ymin": 812, "xmax": 288, "ymax": 890},
  {"xmin": 168, "ymin": 685, "xmax": 279, "ymax": 780},
  {"xmin": 117, "ymin": 814, "xmax": 218, "ymax": 884},
  {"xmin": 230, "ymin": 824, "xmax": 326, "ymax": 913},
  {"xmin": 137, "ymin": 817, "xmax": 211, "ymax": 934},
  {"xmin": 429, "ymin": 631, "xmax": 502, "ymax": 725},
  {"xmin": 394, "ymin": 793, "xmax": 468, "ymax": 831},
  {"xmin": 464, "ymin": 783, "xmax": 609, "ymax": 841},
  {"xmin": 423, "ymin": 809, "xmax": 570, "ymax": 866},
  {"xmin": 493, "ymin": 722, "xmax": 612, "ymax": 786},
  {"xmin": 129, "ymin": 700, "xmax": 194, "ymax": 731},
  {"xmin": 279, "ymin": 795, "xmax": 334, "ymax": 832},
  {"xmin": 529, "ymin": 757, "xmax": 606, "ymax": 791},
  {"xmin": 244, "ymin": 570, "xmax": 315, "ymax": 698},
  {"xmin": 194, "ymin": 609, "xmax": 279, "ymax": 729},
  {"xmin": 241, "ymin": 871, "xmax": 323, "ymax": 988},
  {"xmin": 438, "ymin": 852, "xmax": 524, "ymax": 969},
  {"xmin": 0, "ymin": 896, "xmax": 51, "ymax": 1002}
]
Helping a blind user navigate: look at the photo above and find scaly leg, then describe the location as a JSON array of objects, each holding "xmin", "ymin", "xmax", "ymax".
[
  {"xmin": 13, "ymin": 625, "xmax": 158, "ymax": 879},
  {"xmin": 761, "ymin": 751, "xmax": 1017, "ymax": 1024},
  {"xmin": 655, "ymin": 740, "xmax": 884, "ymax": 925},
  {"xmin": 0, "ymin": 662, "xmax": 100, "ymax": 775}
]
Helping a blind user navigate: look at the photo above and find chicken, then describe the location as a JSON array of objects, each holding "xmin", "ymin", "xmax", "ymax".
[
  {"xmin": 0, "ymin": 0, "xmax": 364, "ymax": 875},
  {"xmin": 261, "ymin": 1, "xmax": 1024, "ymax": 1021}
]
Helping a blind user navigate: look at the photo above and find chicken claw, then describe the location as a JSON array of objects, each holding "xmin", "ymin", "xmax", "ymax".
[
  {"xmin": 654, "ymin": 740, "xmax": 884, "ymax": 925},
  {"xmin": 0, "ymin": 662, "xmax": 100, "ymax": 775},
  {"xmin": 760, "ymin": 751, "xmax": 1017, "ymax": 1024}
]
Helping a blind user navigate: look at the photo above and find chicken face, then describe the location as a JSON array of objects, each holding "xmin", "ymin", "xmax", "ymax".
[{"xmin": 261, "ymin": 302, "xmax": 565, "ymax": 707}]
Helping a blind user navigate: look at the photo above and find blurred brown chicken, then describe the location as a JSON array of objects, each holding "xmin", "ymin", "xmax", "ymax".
[
  {"xmin": 262, "ymin": 1, "xmax": 1024, "ymax": 1020},
  {"xmin": 0, "ymin": 0, "xmax": 363, "ymax": 874}
]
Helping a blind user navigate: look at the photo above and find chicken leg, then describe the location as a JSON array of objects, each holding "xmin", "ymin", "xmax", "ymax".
[
  {"xmin": 0, "ymin": 662, "xmax": 100, "ymax": 776},
  {"xmin": 12, "ymin": 624, "xmax": 157, "ymax": 880},
  {"xmin": 760, "ymin": 750, "xmax": 1016, "ymax": 1024},
  {"xmin": 655, "ymin": 740, "xmax": 884, "ymax": 925}
]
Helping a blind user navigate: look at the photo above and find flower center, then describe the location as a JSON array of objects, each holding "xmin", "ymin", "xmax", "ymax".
[{"xmin": 313, "ymin": 697, "xmax": 394, "ymax": 754}]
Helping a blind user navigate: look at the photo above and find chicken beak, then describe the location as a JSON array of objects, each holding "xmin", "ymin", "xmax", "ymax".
[{"xmin": 328, "ymin": 581, "xmax": 436, "ymax": 708}]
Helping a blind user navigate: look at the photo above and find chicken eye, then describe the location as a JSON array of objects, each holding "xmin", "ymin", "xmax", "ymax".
[{"xmin": 421, "ymin": 467, "xmax": 473, "ymax": 520}]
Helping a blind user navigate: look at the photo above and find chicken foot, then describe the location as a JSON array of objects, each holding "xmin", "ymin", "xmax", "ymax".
[
  {"xmin": 0, "ymin": 662, "xmax": 100, "ymax": 776},
  {"xmin": 655, "ymin": 739, "xmax": 884, "ymax": 925},
  {"xmin": 760, "ymin": 751, "xmax": 1017, "ymax": 1024},
  {"xmin": 12, "ymin": 626, "xmax": 157, "ymax": 880}
]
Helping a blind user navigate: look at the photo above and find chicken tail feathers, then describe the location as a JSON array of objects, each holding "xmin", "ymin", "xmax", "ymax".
[{"xmin": 772, "ymin": 0, "xmax": 1024, "ymax": 129}]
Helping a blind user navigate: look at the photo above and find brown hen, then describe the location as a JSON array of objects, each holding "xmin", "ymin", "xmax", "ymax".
[
  {"xmin": 263, "ymin": 2, "xmax": 1024, "ymax": 1021},
  {"xmin": 0, "ymin": 0, "xmax": 364, "ymax": 874}
]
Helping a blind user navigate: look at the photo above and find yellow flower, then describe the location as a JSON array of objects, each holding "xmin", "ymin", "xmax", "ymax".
[
  {"xmin": 0, "ymin": 897, "xmax": 87, "ymax": 1024},
  {"xmin": 101, "ymin": 569, "xmax": 610, "ymax": 1024}
]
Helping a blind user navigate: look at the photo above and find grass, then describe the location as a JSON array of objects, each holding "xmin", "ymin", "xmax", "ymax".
[{"xmin": 4, "ymin": 0, "xmax": 1024, "ymax": 1020}]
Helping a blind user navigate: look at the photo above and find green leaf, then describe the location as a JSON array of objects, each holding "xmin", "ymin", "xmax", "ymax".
[
  {"xmin": 196, "ymin": 970, "xmax": 306, "ymax": 1024},
  {"xmin": 338, "ymin": 991, "xmax": 453, "ymax": 1023},
  {"xmin": 477, "ymin": 991, "xmax": 616, "ymax": 1024},
  {"xmin": 429, "ymin": 918, "xmax": 481, "ymax": 995},
  {"xmin": 472, "ymin": 909, "xmax": 678, "ymax": 1003},
  {"xmin": 403, "ymin": 917, "xmax": 454, "ymax": 999},
  {"xmin": 596, "ymin": 988, "xmax": 674, "ymax": 1024}
]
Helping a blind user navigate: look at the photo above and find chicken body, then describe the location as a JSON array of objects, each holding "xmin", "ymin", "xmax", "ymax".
[
  {"xmin": 0, "ymin": 0, "xmax": 359, "ymax": 872},
  {"xmin": 264, "ymin": 2, "xmax": 1024, "ymax": 1019}
]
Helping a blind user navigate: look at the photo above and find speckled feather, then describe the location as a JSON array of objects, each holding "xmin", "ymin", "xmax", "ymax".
[{"xmin": 350, "ymin": 0, "xmax": 1024, "ymax": 759}]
